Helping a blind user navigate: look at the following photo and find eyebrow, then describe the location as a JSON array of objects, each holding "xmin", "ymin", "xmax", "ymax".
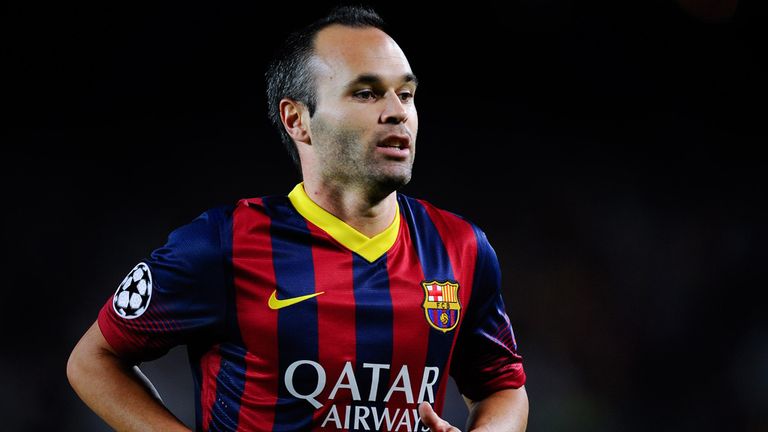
[{"xmin": 344, "ymin": 73, "xmax": 419, "ymax": 91}]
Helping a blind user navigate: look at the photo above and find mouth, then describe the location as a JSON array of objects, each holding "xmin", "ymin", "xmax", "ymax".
[{"xmin": 377, "ymin": 134, "xmax": 411, "ymax": 150}]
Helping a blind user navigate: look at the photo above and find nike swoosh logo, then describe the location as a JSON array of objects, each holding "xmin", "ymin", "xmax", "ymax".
[{"xmin": 268, "ymin": 290, "xmax": 325, "ymax": 310}]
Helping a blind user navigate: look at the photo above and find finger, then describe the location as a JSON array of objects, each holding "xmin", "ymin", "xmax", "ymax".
[
  {"xmin": 418, "ymin": 401, "xmax": 440, "ymax": 426},
  {"xmin": 418, "ymin": 402, "xmax": 461, "ymax": 432}
]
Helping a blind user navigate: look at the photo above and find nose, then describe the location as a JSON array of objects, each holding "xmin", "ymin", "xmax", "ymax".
[{"xmin": 380, "ymin": 90, "xmax": 409, "ymax": 125}]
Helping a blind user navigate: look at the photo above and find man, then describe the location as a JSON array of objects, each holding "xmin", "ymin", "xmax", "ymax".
[{"xmin": 67, "ymin": 6, "xmax": 528, "ymax": 431}]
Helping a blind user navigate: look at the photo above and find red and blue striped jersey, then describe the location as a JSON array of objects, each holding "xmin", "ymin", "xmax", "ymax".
[{"xmin": 98, "ymin": 183, "xmax": 525, "ymax": 431}]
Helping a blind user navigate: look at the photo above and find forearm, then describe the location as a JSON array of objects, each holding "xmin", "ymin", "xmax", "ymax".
[
  {"xmin": 465, "ymin": 386, "xmax": 528, "ymax": 432},
  {"xmin": 67, "ymin": 323, "xmax": 190, "ymax": 432}
]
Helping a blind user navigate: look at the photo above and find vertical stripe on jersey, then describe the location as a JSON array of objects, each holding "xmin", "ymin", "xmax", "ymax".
[
  {"xmin": 399, "ymin": 197, "xmax": 455, "ymax": 415},
  {"xmin": 209, "ymin": 345, "xmax": 249, "ymax": 431},
  {"xmin": 353, "ymin": 253, "xmax": 393, "ymax": 428},
  {"xmin": 197, "ymin": 344, "xmax": 222, "ymax": 431},
  {"xmin": 418, "ymin": 200, "xmax": 479, "ymax": 414},
  {"xmin": 192, "ymin": 356, "xmax": 204, "ymax": 432},
  {"xmin": 307, "ymin": 222, "xmax": 356, "ymax": 426},
  {"xmin": 386, "ymin": 212, "xmax": 431, "ymax": 414},
  {"xmin": 232, "ymin": 198, "xmax": 278, "ymax": 430},
  {"xmin": 201, "ymin": 205, "xmax": 248, "ymax": 431},
  {"xmin": 265, "ymin": 196, "xmax": 320, "ymax": 431}
]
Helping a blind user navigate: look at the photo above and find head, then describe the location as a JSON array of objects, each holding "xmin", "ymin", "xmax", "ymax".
[{"xmin": 265, "ymin": 6, "xmax": 418, "ymax": 194}]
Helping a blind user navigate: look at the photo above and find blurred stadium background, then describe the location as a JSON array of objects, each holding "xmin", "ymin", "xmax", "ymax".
[{"xmin": 3, "ymin": 0, "xmax": 766, "ymax": 430}]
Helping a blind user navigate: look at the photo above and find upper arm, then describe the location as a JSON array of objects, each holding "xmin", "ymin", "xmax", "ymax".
[
  {"xmin": 450, "ymin": 228, "xmax": 526, "ymax": 401},
  {"xmin": 96, "ymin": 208, "xmax": 230, "ymax": 362},
  {"xmin": 67, "ymin": 319, "xmax": 126, "ymax": 392},
  {"xmin": 464, "ymin": 386, "xmax": 529, "ymax": 432},
  {"xmin": 463, "ymin": 385, "xmax": 528, "ymax": 407},
  {"xmin": 69, "ymin": 320, "xmax": 119, "ymax": 364}
]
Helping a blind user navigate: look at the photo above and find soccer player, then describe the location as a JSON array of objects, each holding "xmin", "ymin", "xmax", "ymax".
[{"xmin": 67, "ymin": 6, "xmax": 528, "ymax": 431}]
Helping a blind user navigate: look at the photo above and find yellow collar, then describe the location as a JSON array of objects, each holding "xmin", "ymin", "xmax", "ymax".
[{"xmin": 288, "ymin": 183, "xmax": 400, "ymax": 263}]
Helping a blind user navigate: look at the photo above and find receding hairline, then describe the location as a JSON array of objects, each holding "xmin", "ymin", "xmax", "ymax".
[
  {"xmin": 311, "ymin": 23, "xmax": 405, "ymax": 57},
  {"xmin": 308, "ymin": 24, "xmax": 414, "ymax": 83}
]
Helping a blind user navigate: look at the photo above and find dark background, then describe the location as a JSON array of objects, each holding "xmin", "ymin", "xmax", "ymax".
[{"xmin": 3, "ymin": 0, "xmax": 767, "ymax": 430}]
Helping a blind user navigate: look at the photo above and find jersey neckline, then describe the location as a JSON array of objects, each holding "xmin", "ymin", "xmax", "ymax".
[{"xmin": 287, "ymin": 183, "xmax": 400, "ymax": 263}]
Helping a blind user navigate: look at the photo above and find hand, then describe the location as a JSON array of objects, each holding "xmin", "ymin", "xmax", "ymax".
[{"xmin": 418, "ymin": 401, "xmax": 462, "ymax": 432}]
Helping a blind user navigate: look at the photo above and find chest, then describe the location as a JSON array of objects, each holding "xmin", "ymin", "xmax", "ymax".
[{"xmin": 231, "ymin": 221, "xmax": 474, "ymax": 358}]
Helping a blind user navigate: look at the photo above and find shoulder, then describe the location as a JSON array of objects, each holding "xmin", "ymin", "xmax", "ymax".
[
  {"xmin": 397, "ymin": 193, "xmax": 487, "ymax": 247},
  {"xmin": 155, "ymin": 204, "xmax": 236, "ymax": 263},
  {"xmin": 173, "ymin": 204, "xmax": 234, "ymax": 239},
  {"xmin": 233, "ymin": 193, "xmax": 295, "ymax": 218},
  {"xmin": 187, "ymin": 204, "xmax": 235, "ymax": 232}
]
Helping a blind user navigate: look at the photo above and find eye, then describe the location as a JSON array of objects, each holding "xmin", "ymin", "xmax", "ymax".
[
  {"xmin": 353, "ymin": 90, "xmax": 376, "ymax": 100},
  {"xmin": 399, "ymin": 91, "xmax": 414, "ymax": 102}
]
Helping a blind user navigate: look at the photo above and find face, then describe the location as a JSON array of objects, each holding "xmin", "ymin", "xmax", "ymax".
[{"xmin": 305, "ymin": 25, "xmax": 418, "ymax": 193}]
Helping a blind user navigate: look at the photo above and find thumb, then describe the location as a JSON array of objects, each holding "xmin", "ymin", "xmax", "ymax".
[{"xmin": 418, "ymin": 402, "xmax": 461, "ymax": 432}]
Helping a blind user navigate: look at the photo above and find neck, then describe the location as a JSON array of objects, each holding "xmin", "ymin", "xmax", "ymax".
[{"xmin": 301, "ymin": 179, "xmax": 398, "ymax": 238}]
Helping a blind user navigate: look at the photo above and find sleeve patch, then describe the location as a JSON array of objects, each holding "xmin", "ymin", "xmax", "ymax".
[{"xmin": 112, "ymin": 262, "xmax": 153, "ymax": 319}]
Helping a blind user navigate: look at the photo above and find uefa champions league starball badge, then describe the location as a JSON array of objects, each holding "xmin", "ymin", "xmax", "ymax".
[{"xmin": 112, "ymin": 262, "xmax": 153, "ymax": 319}]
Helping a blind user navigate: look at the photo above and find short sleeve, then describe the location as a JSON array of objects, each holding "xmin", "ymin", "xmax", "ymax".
[
  {"xmin": 97, "ymin": 208, "xmax": 228, "ymax": 362},
  {"xmin": 450, "ymin": 228, "xmax": 526, "ymax": 401}
]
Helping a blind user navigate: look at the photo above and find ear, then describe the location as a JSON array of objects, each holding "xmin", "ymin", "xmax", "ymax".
[{"xmin": 279, "ymin": 98, "xmax": 311, "ymax": 145}]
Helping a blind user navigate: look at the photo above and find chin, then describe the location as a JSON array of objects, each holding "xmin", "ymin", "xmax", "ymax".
[{"xmin": 376, "ymin": 171, "xmax": 412, "ymax": 192}]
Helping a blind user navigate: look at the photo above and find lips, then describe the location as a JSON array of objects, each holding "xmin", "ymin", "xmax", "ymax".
[{"xmin": 377, "ymin": 134, "xmax": 411, "ymax": 150}]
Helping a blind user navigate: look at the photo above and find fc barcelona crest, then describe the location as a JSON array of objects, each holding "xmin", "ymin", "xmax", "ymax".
[{"xmin": 421, "ymin": 281, "xmax": 461, "ymax": 333}]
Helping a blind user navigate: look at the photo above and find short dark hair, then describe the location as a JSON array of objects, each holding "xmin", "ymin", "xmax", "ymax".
[{"xmin": 265, "ymin": 5, "xmax": 387, "ymax": 172}]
